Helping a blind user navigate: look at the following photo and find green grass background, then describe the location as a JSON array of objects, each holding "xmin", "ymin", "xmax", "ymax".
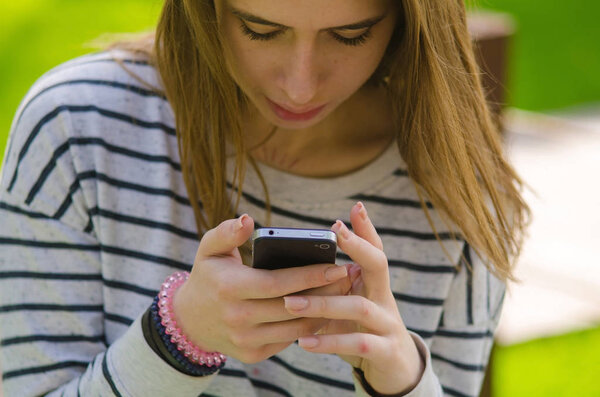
[
  {"xmin": 477, "ymin": 0, "xmax": 600, "ymax": 112},
  {"xmin": 0, "ymin": 0, "xmax": 162, "ymax": 157},
  {"xmin": 493, "ymin": 326, "xmax": 600, "ymax": 396},
  {"xmin": 1, "ymin": 2, "xmax": 599, "ymax": 396}
]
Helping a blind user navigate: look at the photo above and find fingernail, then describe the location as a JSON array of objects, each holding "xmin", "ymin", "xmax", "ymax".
[
  {"xmin": 356, "ymin": 201, "xmax": 367, "ymax": 220},
  {"xmin": 325, "ymin": 265, "xmax": 347, "ymax": 282},
  {"xmin": 298, "ymin": 336, "xmax": 319, "ymax": 348},
  {"xmin": 284, "ymin": 296, "xmax": 309, "ymax": 311},
  {"xmin": 331, "ymin": 220, "xmax": 349, "ymax": 240},
  {"xmin": 337, "ymin": 221, "xmax": 350, "ymax": 240},
  {"xmin": 234, "ymin": 214, "xmax": 248, "ymax": 231},
  {"xmin": 331, "ymin": 219, "xmax": 341, "ymax": 234}
]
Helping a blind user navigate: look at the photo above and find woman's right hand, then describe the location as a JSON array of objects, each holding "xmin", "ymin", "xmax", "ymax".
[{"xmin": 172, "ymin": 214, "xmax": 353, "ymax": 363}]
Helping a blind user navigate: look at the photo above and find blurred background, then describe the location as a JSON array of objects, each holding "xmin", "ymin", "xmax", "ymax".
[{"xmin": 0, "ymin": 1, "xmax": 599, "ymax": 396}]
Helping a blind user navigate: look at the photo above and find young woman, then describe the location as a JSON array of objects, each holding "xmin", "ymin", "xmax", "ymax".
[{"xmin": 0, "ymin": 0, "xmax": 529, "ymax": 396}]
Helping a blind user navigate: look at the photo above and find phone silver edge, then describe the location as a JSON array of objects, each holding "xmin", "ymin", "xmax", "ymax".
[{"xmin": 252, "ymin": 227, "xmax": 337, "ymax": 243}]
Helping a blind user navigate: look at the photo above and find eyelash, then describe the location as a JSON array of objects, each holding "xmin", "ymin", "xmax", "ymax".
[{"xmin": 239, "ymin": 22, "xmax": 372, "ymax": 47}]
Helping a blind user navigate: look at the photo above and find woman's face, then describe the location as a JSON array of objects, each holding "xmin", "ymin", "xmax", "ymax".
[{"xmin": 215, "ymin": 0, "xmax": 397, "ymax": 130}]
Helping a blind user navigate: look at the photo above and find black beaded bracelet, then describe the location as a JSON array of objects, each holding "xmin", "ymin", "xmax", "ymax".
[{"xmin": 149, "ymin": 295, "xmax": 223, "ymax": 376}]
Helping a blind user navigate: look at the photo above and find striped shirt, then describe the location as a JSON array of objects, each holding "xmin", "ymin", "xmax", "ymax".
[{"xmin": 0, "ymin": 50, "xmax": 505, "ymax": 397}]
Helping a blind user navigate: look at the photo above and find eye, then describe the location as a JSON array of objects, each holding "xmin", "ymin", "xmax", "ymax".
[
  {"xmin": 239, "ymin": 21, "xmax": 284, "ymax": 41},
  {"xmin": 238, "ymin": 20, "xmax": 374, "ymax": 46},
  {"xmin": 330, "ymin": 28, "xmax": 373, "ymax": 47}
]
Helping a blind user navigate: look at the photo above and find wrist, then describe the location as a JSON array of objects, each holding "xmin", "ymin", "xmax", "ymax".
[
  {"xmin": 149, "ymin": 297, "xmax": 219, "ymax": 376},
  {"xmin": 354, "ymin": 367, "xmax": 406, "ymax": 397},
  {"xmin": 356, "ymin": 332, "xmax": 425, "ymax": 395},
  {"xmin": 171, "ymin": 279, "xmax": 195, "ymax": 342},
  {"xmin": 156, "ymin": 272, "xmax": 226, "ymax": 372},
  {"xmin": 172, "ymin": 276, "xmax": 217, "ymax": 353}
]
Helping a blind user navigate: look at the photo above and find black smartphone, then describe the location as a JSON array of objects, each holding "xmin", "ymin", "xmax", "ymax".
[{"xmin": 251, "ymin": 227, "xmax": 337, "ymax": 270}]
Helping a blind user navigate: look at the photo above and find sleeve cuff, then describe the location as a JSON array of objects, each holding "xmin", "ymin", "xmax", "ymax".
[
  {"xmin": 106, "ymin": 312, "xmax": 218, "ymax": 396},
  {"xmin": 353, "ymin": 331, "xmax": 442, "ymax": 397}
]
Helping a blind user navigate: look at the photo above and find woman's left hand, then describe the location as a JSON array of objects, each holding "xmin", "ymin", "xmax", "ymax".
[{"xmin": 284, "ymin": 202, "xmax": 425, "ymax": 395}]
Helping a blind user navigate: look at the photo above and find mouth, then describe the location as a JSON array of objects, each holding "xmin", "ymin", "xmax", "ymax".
[{"xmin": 266, "ymin": 97, "xmax": 326, "ymax": 122}]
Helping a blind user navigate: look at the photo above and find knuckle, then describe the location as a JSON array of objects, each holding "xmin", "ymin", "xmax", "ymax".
[
  {"xmin": 222, "ymin": 306, "xmax": 245, "ymax": 328},
  {"xmin": 217, "ymin": 218, "xmax": 231, "ymax": 232},
  {"xmin": 229, "ymin": 330, "xmax": 251, "ymax": 349},
  {"xmin": 227, "ymin": 331, "xmax": 242, "ymax": 347},
  {"xmin": 373, "ymin": 250, "xmax": 388, "ymax": 270},
  {"xmin": 208, "ymin": 219, "xmax": 233, "ymax": 242},
  {"xmin": 201, "ymin": 226, "xmax": 220, "ymax": 246},
  {"xmin": 358, "ymin": 298, "xmax": 371, "ymax": 318},
  {"xmin": 215, "ymin": 222, "xmax": 230, "ymax": 241},
  {"xmin": 200, "ymin": 227, "xmax": 215, "ymax": 243},
  {"xmin": 215, "ymin": 279, "xmax": 235, "ymax": 299},
  {"xmin": 315, "ymin": 296, "xmax": 328, "ymax": 313},
  {"xmin": 358, "ymin": 335, "xmax": 370, "ymax": 355},
  {"xmin": 303, "ymin": 269, "xmax": 324, "ymax": 288}
]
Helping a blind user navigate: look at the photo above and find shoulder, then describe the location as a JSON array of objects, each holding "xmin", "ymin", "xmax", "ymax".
[
  {"xmin": 14, "ymin": 49, "xmax": 165, "ymax": 125},
  {"xmin": 0, "ymin": 50, "xmax": 174, "ymax": 217},
  {"xmin": 3, "ymin": 49, "xmax": 173, "ymax": 166},
  {"xmin": 29, "ymin": 49, "xmax": 159, "ymax": 93}
]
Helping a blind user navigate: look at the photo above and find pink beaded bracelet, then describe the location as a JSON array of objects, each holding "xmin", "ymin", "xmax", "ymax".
[{"xmin": 157, "ymin": 271, "xmax": 227, "ymax": 367}]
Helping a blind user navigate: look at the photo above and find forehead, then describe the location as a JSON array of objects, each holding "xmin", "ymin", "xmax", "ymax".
[{"xmin": 223, "ymin": 0, "xmax": 393, "ymax": 28}]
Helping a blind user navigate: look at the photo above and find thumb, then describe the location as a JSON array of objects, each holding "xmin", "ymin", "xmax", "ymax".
[{"xmin": 197, "ymin": 214, "xmax": 254, "ymax": 259}]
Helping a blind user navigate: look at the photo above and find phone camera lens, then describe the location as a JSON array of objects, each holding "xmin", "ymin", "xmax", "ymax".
[{"xmin": 269, "ymin": 230, "xmax": 274, "ymax": 235}]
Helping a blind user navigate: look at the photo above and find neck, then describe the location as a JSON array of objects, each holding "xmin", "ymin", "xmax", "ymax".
[{"xmin": 243, "ymin": 85, "xmax": 395, "ymax": 177}]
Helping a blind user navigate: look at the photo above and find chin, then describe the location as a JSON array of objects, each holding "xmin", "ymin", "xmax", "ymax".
[{"xmin": 268, "ymin": 116, "xmax": 324, "ymax": 130}]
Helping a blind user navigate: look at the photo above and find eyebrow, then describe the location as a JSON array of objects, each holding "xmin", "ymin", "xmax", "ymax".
[{"xmin": 229, "ymin": 7, "xmax": 387, "ymax": 31}]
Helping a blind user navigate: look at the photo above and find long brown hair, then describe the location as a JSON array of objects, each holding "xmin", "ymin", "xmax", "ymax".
[{"xmin": 116, "ymin": 0, "xmax": 530, "ymax": 281}]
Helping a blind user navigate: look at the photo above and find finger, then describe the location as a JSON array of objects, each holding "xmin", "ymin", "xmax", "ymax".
[
  {"xmin": 331, "ymin": 220, "xmax": 390, "ymax": 293},
  {"xmin": 298, "ymin": 332, "xmax": 387, "ymax": 362},
  {"xmin": 238, "ymin": 263, "xmax": 348, "ymax": 299},
  {"xmin": 350, "ymin": 202, "xmax": 383, "ymax": 250},
  {"xmin": 234, "ymin": 263, "xmax": 356, "ymax": 325},
  {"xmin": 283, "ymin": 295, "xmax": 391, "ymax": 334},
  {"xmin": 224, "ymin": 298, "xmax": 298, "ymax": 326},
  {"xmin": 230, "ymin": 341, "xmax": 293, "ymax": 364},
  {"xmin": 300, "ymin": 263, "xmax": 357, "ymax": 296},
  {"xmin": 234, "ymin": 318, "xmax": 330, "ymax": 347},
  {"xmin": 197, "ymin": 214, "xmax": 254, "ymax": 259}
]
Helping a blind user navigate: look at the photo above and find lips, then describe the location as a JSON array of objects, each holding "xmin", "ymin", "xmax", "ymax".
[{"xmin": 266, "ymin": 97, "xmax": 326, "ymax": 122}]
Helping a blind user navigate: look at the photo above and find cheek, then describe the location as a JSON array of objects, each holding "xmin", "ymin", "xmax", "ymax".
[
  {"xmin": 226, "ymin": 41, "xmax": 275, "ymax": 95},
  {"xmin": 361, "ymin": 38, "xmax": 394, "ymax": 77},
  {"xmin": 329, "ymin": 48, "xmax": 386, "ymax": 93},
  {"xmin": 221, "ymin": 18, "xmax": 271, "ymax": 93}
]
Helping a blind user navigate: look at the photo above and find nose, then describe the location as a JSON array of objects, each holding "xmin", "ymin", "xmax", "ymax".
[{"xmin": 279, "ymin": 41, "xmax": 320, "ymax": 106}]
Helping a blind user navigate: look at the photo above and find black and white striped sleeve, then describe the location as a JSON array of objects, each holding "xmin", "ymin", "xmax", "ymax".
[
  {"xmin": 427, "ymin": 244, "xmax": 505, "ymax": 397},
  {"xmin": 0, "ymin": 65, "xmax": 216, "ymax": 396}
]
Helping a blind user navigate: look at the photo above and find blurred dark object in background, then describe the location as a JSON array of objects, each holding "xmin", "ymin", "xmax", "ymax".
[{"xmin": 469, "ymin": 11, "xmax": 515, "ymax": 131}]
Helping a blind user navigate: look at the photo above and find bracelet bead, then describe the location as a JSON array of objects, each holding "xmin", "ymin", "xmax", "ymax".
[{"xmin": 150, "ymin": 271, "xmax": 226, "ymax": 375}]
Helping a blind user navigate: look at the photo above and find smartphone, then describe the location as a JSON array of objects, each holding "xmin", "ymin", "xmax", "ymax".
[{"xmin": 251, "ymin": 227, "xmax": 337, "ymax": 270}]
